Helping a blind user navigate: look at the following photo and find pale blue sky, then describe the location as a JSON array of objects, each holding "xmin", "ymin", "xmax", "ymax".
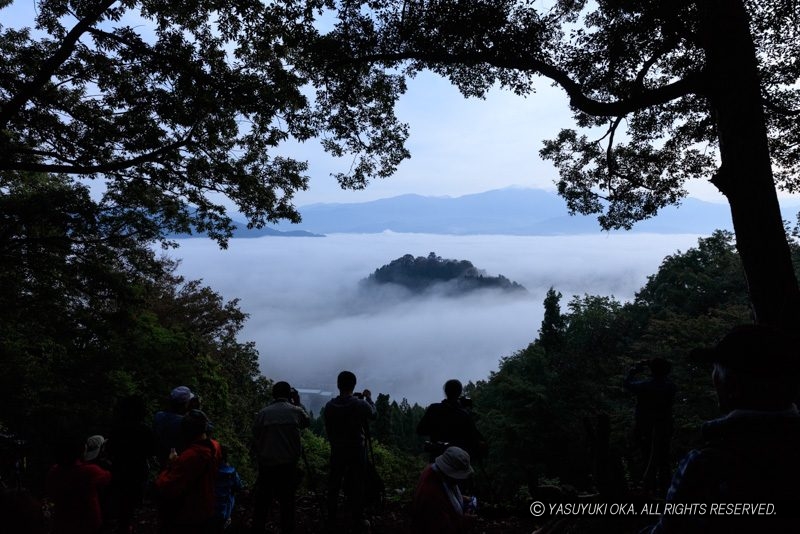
[{"xmin": 290, "ymin": 70, "xmax": 732, "ymax": 206}]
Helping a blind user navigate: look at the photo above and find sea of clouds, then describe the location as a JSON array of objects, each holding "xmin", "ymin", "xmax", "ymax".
[{"xmin": 168, "ymin": 232, "xmax": 704, "ymax": 405}]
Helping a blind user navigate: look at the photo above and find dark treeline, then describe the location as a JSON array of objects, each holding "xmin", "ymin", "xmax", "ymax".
[
  {"xmin": 470, "ymin": 228, "xmax": 800, "ymax": 504},
  {"xmin": 0, "ymin": 174, "xmax": 271, "ymax": 484}
]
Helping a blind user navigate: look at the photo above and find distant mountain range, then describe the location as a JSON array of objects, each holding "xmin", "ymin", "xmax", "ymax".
[
  {"xmin": 171, "ymin": 223, "xmax": 324, "ymax": 239},
  {"xmin": 177, "ymin": 188, "xmax": 800, "ymax": 238},
  {"xmin": 266, "ymin": 188, "xmax": 800, "ymax": 236}
]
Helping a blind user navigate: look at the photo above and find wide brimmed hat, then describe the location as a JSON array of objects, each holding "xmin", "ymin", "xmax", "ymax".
[
  {"xmin": 434, "ymin": 446, "xmax": 474, "ymax": 480},
  {"xmin": 84, "ymin": 435, "xmax": 105, "ymax": 461}
]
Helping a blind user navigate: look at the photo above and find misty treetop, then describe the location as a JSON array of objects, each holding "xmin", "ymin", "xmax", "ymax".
[{"xmin": 362, "ymin": 251, "xmax": 527, "ymax": 295}]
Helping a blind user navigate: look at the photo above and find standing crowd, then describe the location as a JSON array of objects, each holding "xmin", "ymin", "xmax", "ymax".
[
  {"xmin": 34, "ymin": 324, "xmax": 800, "ymax": 533},
  {"xmin": 39, "ymin": 368, "xmax": 483, "ymax": 534}
]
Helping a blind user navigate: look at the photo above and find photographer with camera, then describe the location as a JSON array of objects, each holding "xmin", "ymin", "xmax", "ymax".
[
  {"xmin": 417, "ymin": 379, "xmax": 485, "ymax": 463},
  {"xmin": 624, "ymin": 357, "xmax": 676, "ymax": 494},
  {"xmin": 251, "ymin": 381, "xmax": 310, "ymax": 534},
  {"xmin": 323, "ymin": 370, "xmax": 376, "ymax": 533}
]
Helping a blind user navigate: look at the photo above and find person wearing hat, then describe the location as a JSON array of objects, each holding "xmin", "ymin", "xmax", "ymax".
[
  {"xmin": 648, "ymin": 324, "xmax": 800, "ymax": 533},
  {"xmin": 623, "ymin": 358, "xmax": 676, "ymax": 494},
  {"xmin": 153, "ymin": 386, "xmax": 195, "ymax": 468},
  {"xmin": 46, "ymin": 433, "xmax": 112, "ymax": 534},
  {"xmin": 411, "ymin": 446, "xmax": 476, "ymax": 533},
  {"xmin": 84, "ymin": 435, "xmax": 110, "ymax": 467},
  {"xmin": 155, "ymin": 409, "xmax": 222, "ymax": 534}
]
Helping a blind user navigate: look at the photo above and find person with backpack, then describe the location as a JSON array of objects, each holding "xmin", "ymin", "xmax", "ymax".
[
  {"xmin": 212, "ymin": 445, "xmax": 243, "ymax": 532},
  {"xmin": 417, "ymin": 380, "xmax": 484, "ymax": 462},
  {"xmin": 155, "ymin": 409, "xmax": 222, "ymax": 534},
  {"xmin": 153, "ymin": 386, "xmax": 196, "ymax": 468}
]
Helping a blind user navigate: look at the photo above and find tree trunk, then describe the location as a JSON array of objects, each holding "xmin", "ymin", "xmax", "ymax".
[{"xmin": 700, "ymin": 0, "xmax": 800, "ymax": 329}]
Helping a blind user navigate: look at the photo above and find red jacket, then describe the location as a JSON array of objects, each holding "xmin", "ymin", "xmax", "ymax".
[
  {"xmin": 46, "ymin": 461, "xmax": 111, "ymax": 534},
  {"xmin": 411, "ymin": 465, "xmax": 469, "ymax": 534},
  {"xmin": 156, "ymin": 438, "xmax": 221, "ymax": 526}
]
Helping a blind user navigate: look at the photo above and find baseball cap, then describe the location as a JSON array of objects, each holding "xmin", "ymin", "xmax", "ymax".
[{"xmin": 170, "ymin": 386, "xmax": 195, "ymax": 403}]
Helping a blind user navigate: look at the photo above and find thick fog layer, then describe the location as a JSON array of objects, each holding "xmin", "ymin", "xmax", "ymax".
[{"xmin": 169, "ymin": 233, "xmax": 702, "ymax": 405}]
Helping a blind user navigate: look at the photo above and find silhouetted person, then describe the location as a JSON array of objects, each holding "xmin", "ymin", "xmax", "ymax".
[
  {"xmin": 624, "ymin": 358, "xmax": 675, "ymax": 493},
  {"xmin": 153, "ymin": 386, "xmax": 195, "ymax": 468},
  {"xmin": 46, "ymin": 434, "xmax": 112, "ymax": 534},
  {"xmin": 105, "ymin": 395, "xmax": 155, "ymax": 534},
  {"xmin": 411, "ymin": 446, "xmax": 477, "ymax": 534},
  {"xmin": 584, "ymin": 412, "xmax": 627, "ymax": 498},
  {"xmin": 649, "ymin": 324, "xmax": 800, "ymax": 533},
  {"xmin": 251, "ymin": 381, "xmax": 309, "ymax": 534},
  {"xmin": 324, "ymin": 370, "xmax": 376, "ymax": 533},
  {"xmin": 417, "ymin": 379, "xmax": 484, "ymax": 462},
  {"xmin": 155, "ymin": 409, "xmax": 222, "ymax": 534}
]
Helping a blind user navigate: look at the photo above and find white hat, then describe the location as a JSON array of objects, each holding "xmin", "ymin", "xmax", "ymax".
[
  {"xmin": 434, "ymin": 446, "xmax": 474, "ymax": 480},
  {"xmin": 84, "ymin": 435, "xmax": 105, "ymax": 461}
]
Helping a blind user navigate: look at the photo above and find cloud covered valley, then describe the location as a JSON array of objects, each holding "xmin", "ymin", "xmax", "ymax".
[{"xmin": 168, "ymin": 232, "xmax": 703, "ymax": 405}]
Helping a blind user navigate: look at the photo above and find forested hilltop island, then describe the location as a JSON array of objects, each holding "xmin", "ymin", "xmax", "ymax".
[{"xmin": 362, "ymin": 252, "xmax": 526, "ymax": 295}]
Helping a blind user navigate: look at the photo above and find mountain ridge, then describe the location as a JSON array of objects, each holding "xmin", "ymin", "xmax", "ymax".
[
  {"xmin": 177, "ymin": 188, "xmax": 800, "ymax": 238},
  {"xmin": 268, "ymin": 188, "xmax": 800, "ymax": 236}
]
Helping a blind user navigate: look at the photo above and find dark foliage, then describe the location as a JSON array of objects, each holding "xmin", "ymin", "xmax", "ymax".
[
  {"xmin": 471, "ymin": 230, "xmax": 800, "ymax": 500},
  {"xmin": 0, "ymin": 174, "xmax": 270, "ymax": 486},
  {"xmin": 363, "ymin": 251, "xmax": 526, "ymax": 295}
]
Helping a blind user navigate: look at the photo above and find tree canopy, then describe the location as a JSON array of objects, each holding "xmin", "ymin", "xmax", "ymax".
[
  {"xmin": 5, "ymin": 0, "xmax": 799, "ymax": 323},
  {"xmin": 0, "ymin": 172, "xmax": 271, "ymax": 482},
  {"xmin": 0, "ymin": 0, "xmax": 409, "ymax": 245},
  {"xmin": 306, "ymin": 0, "xmax": 800, "ymax": 327},
  {"xmin": 472, "ymin": 230, "xmax": 800, "ymax": 499},
  {"xmin": 363, "ymin": 251, "xmax": 526, "ymax": 294}
]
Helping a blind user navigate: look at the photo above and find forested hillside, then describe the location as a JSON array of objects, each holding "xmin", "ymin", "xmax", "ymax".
[
  {"xmin": 363, "ymin": 252, "xmax": 526, "ymax": 295},
  {"xmin": 0, "ymin": 175, "xmax": 271, "ymax": 483},
  {"xmin": 470, "ymin": 229, "xmax": 800, "ymax": 505}
]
